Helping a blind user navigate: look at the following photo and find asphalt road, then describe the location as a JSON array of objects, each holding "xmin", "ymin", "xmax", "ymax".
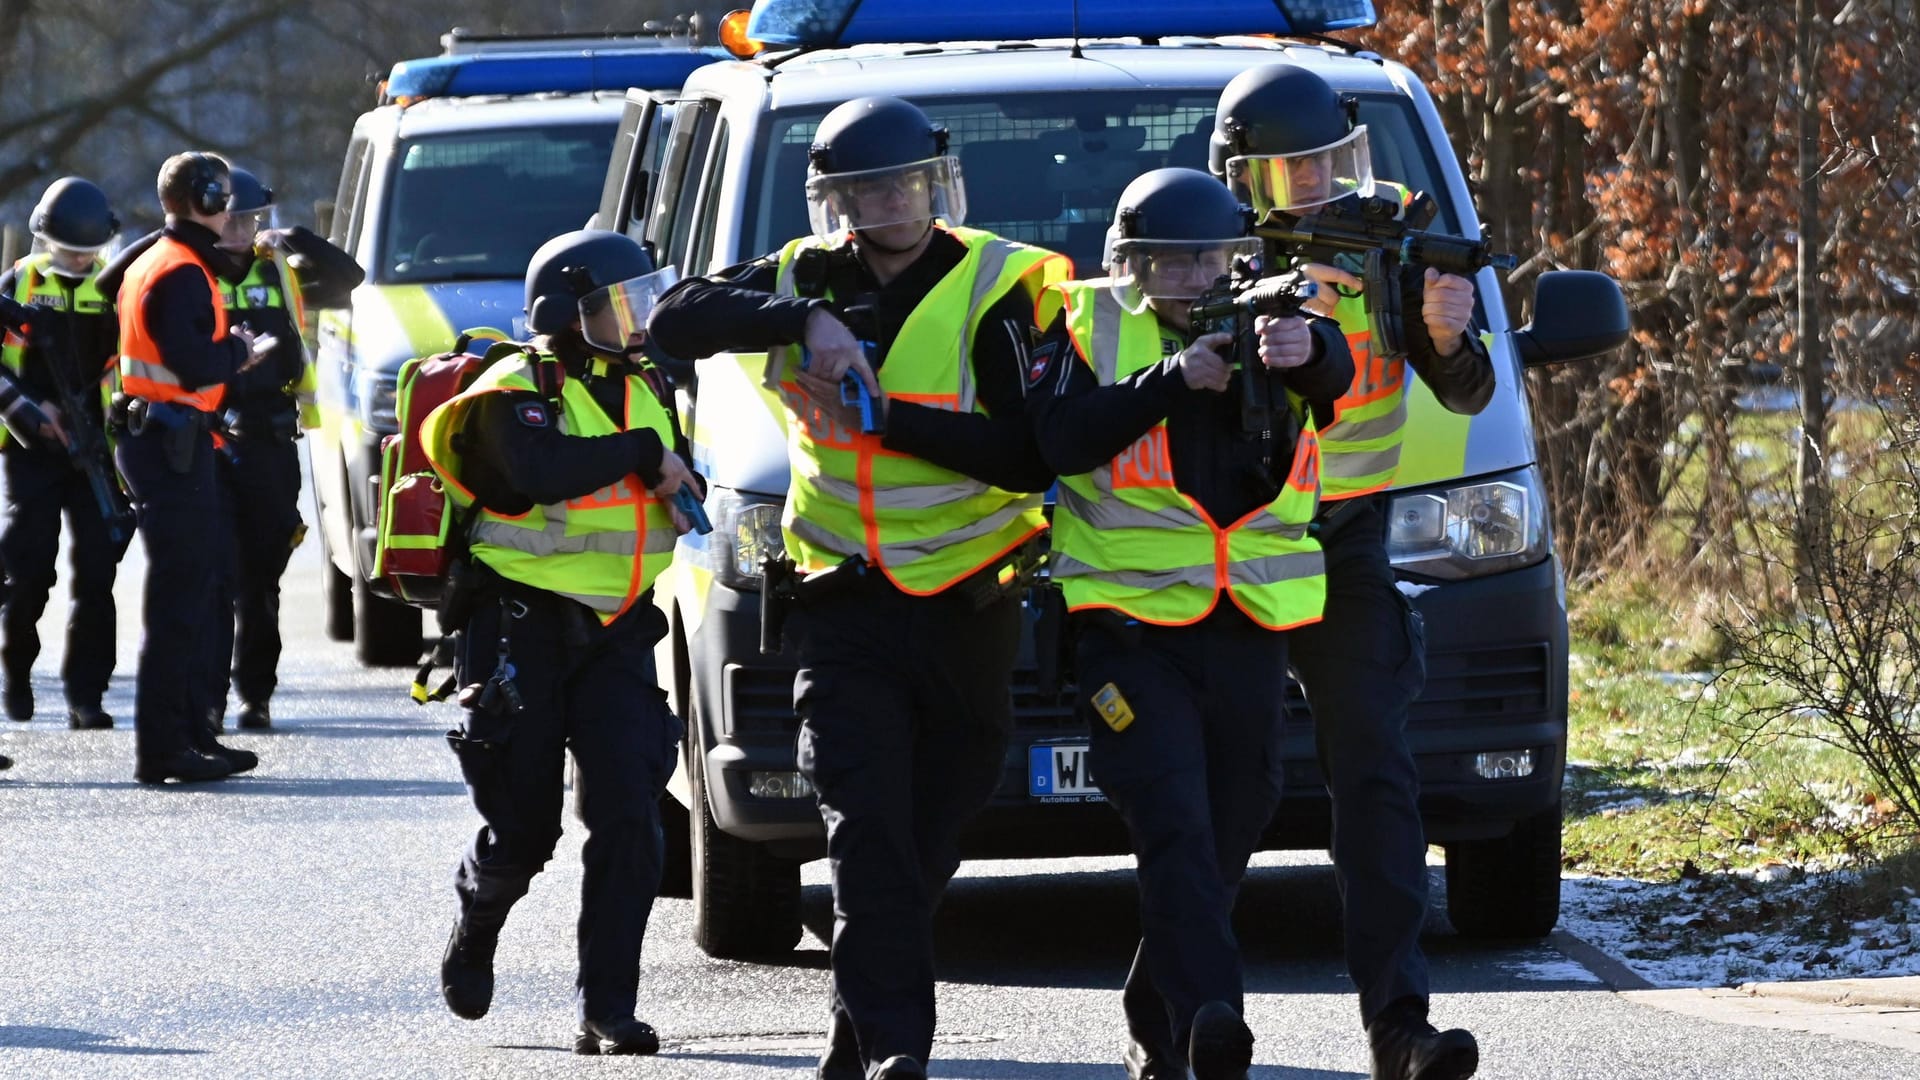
[{"xmin": 2, "ymin": 491, "xmax": 1916, "ymax": 1078}]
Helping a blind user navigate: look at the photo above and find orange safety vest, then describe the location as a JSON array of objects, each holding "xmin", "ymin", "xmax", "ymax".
[{"xmin": 116, "ymin": 236, "xmax": 229, "ymax": 413}]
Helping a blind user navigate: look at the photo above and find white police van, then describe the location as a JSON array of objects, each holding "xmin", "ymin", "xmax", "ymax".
[
  {"xmin": 599, "ymin": 0, "xmax": 1628, "ymax": 957},
  {"xmin": 310, "ymin": 31, "xmax": 717, "ymax": 664}
]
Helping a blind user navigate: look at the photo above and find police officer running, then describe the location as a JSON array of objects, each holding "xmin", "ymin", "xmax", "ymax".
[
  {"xmin": 0, "ymin": 177, "xmax": 133, "ymax": 730},
  {"xmin": 1211, "ymin": 64, "xmax": 1494, "ymax": 1080},
  {"xmin": 1027, "ymin": 168, "xmax": 1353, "ymax": 1080},
  {"xmin": 112, "ymin": 151, "xmax": 273, "ymax": 784},
  {"xmin": 207, "ymin": 167, "xmax": 362, "ymax": 730},
  {"xmin": 424, "ymin": 229, "xmax": 692, "ymax": 1055},
  {"xmin": 648, "ymin": 96, "xmax": 1064, "ymax": 1080}
]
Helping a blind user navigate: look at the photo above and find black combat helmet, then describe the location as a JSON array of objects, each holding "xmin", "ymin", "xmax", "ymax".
[
  {"xmin": 804, "ymin": 96, "xmax": 966, "ymax": 242},
  {"xmin": 30, "ymin": 177, "xmax": 119, "ymax": 250},
  {"xmin": 525, "ymin": 229, "xmax": 669, "ymax": 352},
  {"xmin": 1105, "ymin": 168, "xmax": 1255, "ymax": 303},
  {"xmin": 1211, "ymin": 64, "xmax": 1374, "ymax": 216},
  {"xmin": 227, "ymin": 168, "xmax": 275, "ymax": 215}
]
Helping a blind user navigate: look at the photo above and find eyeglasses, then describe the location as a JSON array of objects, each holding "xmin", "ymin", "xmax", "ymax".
[{"xmin": 846, "ymin": 170, "xmax": 932, "ymax": 203}]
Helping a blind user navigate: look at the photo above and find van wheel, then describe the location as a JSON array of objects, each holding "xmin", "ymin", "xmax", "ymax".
[
  {"xmin": 318, "ymin": 526, "xmax": 354, "ymax": 642},
  {"xmin": 352, "ymin": 573, "xmax": 421, "ymax": 667},
  {"xmin": 1443, "ymin": 802, "xmax": 1563, "ymax": 940},
  {"xmin": 688, "ymin": 726, "xmax": 801, "ymax": 958}
]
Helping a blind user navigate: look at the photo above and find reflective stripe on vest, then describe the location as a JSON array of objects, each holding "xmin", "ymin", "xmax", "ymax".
[
  {"xmin": 1043, "ymin": 279, "xmax": 1326, "ymax": 630},
  {"xmin": 762, "ymin": 227, "xmax": 1066, "ymax": 595},
  {"xmin": 419, "ymin": 354, "xmax": 678, "ymax": 624},
  {"xmin": 115, "ymin": 237, "xmax": 229, "ymax": 412}
]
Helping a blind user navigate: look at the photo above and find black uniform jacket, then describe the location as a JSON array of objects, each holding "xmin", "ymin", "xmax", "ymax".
[
  {"xmin": 647, "ymin": 228, "xmax": 1053, "ymax": 494},
  {"xmin": 93, "ymin": 220, "xmax": 250, "ymax": 398},
  {"xmin": 0, "ymin": 262, "xmax": 119, "ymax": 430},
  {"xmin": 1027, "ymin": 306, "xmax": 1355, "ymax": 528}
]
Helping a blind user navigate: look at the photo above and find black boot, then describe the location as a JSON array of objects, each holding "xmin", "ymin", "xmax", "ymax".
[
  {"xmin": 134, "ymin": 749, "xmax": 236, "ymax": 784},
  {"xmin": 574, "ymin": 1017, "xmax": 660, "ymax": 1055},
  {"xmin": 440, "ymin": 918, "xmax": 498, "ymax": 1020},
  {"xmin": 1125, "ymin": 1038, "xmax": 1188, "ymax": 1080},
  {"xmin": 201, "ymin": 738, "xmax": 258, "ymax": 774},
  {"xmin": 0, "ymin": 753, "xmax": 13, "ymax": 770},
  {"xmin": 1189, "ymin": 1000, "xmax": 1254, "ymax": 1080},
  {"xmin": 237, "ymin": 702, "xmax": 272, "ymax": 730},
  {"xmin": 870, "ymin": 1056, "xmax": 927, "ymax": 1080},
  {"xmin": 67, "ymin": 705, "xmax": 114, "ymax": 730},
  {"xmin": 1368, "ymin": 1001, "xmax": 1478, "ymax": 1080}
]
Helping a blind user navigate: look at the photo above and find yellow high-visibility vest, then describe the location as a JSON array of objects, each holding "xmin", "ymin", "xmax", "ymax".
[{"xmin": 1043, "ymin": 280, "xmax": 1326, "ymax": 630}]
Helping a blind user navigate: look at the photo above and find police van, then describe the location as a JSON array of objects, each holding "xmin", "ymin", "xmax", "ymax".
[
  {"xmin": 310, "ymin": 30, "xmax": 717, "ymax": 664},
  {"xmin": 599, "ymin": 0, "xmax": 1628, "ymax": 958}
]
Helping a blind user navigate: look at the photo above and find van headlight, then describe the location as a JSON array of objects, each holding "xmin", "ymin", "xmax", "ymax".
[
  {"xmin": 1386, "ymin": 467, "xmax": 1550, "ymax": 580},
  {"xmin": 707, "ymin": 487, "xmax": 786, "ymax": 589},
  {"xmin": 350, "ymin": 366, "xmax": 400, "ymax": 435}
]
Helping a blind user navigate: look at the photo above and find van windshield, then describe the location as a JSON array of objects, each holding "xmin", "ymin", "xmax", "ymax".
[
  {"xmin": 740, "ymin": 91, "xmax": 1459, "ymax": 275},
  {"xmin": 379, "ymin": 123, "xmax": 616, "ymax": 283}
]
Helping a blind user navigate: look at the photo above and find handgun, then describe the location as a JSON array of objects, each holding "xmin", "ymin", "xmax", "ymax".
[{"xmin": 673, "ymin": 484, "xmax": 713, "ymax": 535}]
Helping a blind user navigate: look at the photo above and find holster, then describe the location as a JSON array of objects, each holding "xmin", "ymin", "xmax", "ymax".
[
  {"xmin": 952, "ymin": 536, "xmax": 1047, "ymax": 613},
  {"xmin": 125, "ymin": 397, "xmax": 211, "ymax": 474},
  {"xmin": 1028, "ymin": 579, "xmax": 1069, "ymax": 702},
  {"xmin": 759, "ymin": 553, "xmax": 870, "ymax": 655}
]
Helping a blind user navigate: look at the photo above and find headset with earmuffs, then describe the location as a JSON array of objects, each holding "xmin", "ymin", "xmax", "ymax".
[{"xmin": 183, "ymin": 153, "xmax": 232, "ymax": 217}]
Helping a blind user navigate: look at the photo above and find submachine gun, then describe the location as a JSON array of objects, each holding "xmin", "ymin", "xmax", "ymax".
[
  {"xmin": 1187, "ymin": 259, "xmax": 1319, "ymax": 469},
  {"xmin": 0, "ymin": 295, "xmax": 134, "ymax": 544},
  {"xmin": 1252, "ymin": 192, "xmax": 1517, "ymax": 362}
]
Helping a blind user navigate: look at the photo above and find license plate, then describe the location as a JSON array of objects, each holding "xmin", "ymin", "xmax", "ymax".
[{"xmin": 1029, "ymin": 743, "xmax": 1098, "ymax": 797}]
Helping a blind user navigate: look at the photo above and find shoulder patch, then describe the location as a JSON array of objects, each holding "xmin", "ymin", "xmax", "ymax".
[
  {"xmin": 1027, "ymin": 339, "xmax": 1059, "ymax": 387},
  {"xmin": 515, "ymin": 401, "xmax": 551, "ymax": 428}
]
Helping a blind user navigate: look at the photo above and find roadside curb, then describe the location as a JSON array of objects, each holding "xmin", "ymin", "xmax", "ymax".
[{"xmin": 1739, "ymin": 977, "xmax": 1920, "ymax": 1011}]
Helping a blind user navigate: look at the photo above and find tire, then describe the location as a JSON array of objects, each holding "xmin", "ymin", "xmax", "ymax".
[
  {"xmin": 318, "ymin": 525, "xmax": 354, "ymax": 642},
  {"xmin": 658, "ymin": 792, "xmax": 693, "ymax": 900},
  {"xmin": 352, "ymin": 572, "xmax": 422, "ymax": 667},
  {"xmin": 1444, "ymin": 801, "xmax": 1564, "ymax": 940},
  {"xmin": 688, "ymin": 721, "xmax": 802, "ymax": 958}
]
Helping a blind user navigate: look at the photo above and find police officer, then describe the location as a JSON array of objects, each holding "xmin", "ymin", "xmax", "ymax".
[
  {"xmin": 424, "ymin": 229, "xmax": 691, "ymax": 1055},
  {"xmin": 112, "ymin": 151, "xmax": 272, "ymax": 784},
  {"xmin": 0, "ymin": 177, "xmax": 132, "ymax": 729},
  {"xmin": 648, "ymin": 96, "xmax": 1064, "ymax": 1080},
  {"xmin": 1211, "ymin": 64, "xmax": 1492, "ymax": 1080},
  {"xmin": 207, "ymin": 167, "xmax": 362, "ymax": 730},
  {"xmin": 1027, "ymin": 168, "xmax": 1353, "ymax": 1080}
]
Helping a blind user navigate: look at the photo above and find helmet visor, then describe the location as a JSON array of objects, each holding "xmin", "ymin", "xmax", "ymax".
[
  {"xmin": 804, "ymin": 156, "xmax": 966, "ymax": 241},
  {"xmin": 580, "ymin": 265, "xmax": 681, "ymax": 354},
  {"xmin": 32, "ymin": 238, "xmax": 105, "ymax": 279},
  {"xmin": 1227, "ymin": 126, "xmax": 1374, "ymax": 216},
  {"xmin": 219, "ymin": 209, "xmax": 270, "ymax": 253},
  {"xmin": 1108, "ymin": 238, "xmax": 1258, "ymax": 309}
]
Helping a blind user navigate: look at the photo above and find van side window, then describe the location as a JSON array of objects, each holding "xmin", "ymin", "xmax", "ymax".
[
  {"xmin": 685, "ymin": 121, "xmax": 730, "ymax": 275},
  {"xmin": 332, "ymin": 136, "xmax": 372, "ymax": 252},
  {"xmin": 646, "ymin": 98, "xmax": 720, "ymax": 267}
]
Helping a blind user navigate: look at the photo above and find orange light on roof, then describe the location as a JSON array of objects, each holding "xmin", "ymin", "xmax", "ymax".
[{"xmin": 719, "ymin": 9, "xmax": 764, "ymax": 58}]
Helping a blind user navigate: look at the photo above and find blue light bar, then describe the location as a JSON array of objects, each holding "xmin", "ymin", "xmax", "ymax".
[
  {"xmin": 383, "ymin": 47, "xmax": 724, "ymax": 103},
  {"xmin": 746, "ymin": 0, "xmax": 1377, "ymax": 48}
]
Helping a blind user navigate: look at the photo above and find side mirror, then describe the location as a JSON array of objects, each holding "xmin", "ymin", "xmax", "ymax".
[
  {"xmin": 1513, "ymin": 270, "xmax": 1631, "ymax": 367},
  {"xmin": 314, "ymin": 199, "xmax": 336, "ymax": 243}
]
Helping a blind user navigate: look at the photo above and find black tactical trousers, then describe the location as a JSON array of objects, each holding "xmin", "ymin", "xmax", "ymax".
[
  {"xmin": 223, "ymin": 431, "xmax": 302, "ymax": 708},
  {"xmin": 1074, "ymin": 603, "xmax": 1290, "ymax": 1062},
  {"xmin": 792, "ymin": 573, "xmax": 1019, "ymax": 1078},
  {"xmin": 115, "ymin": 424, "xmax": 232, "ymax": 761},
  {"xmin": 448, "ymin": 589, "xmax": 682, "ymax": 1024},
  {"xmin": 0, "ymin": 442, "xmax": 130, "ymax": 708},
  {"xmin": 1288, "ymin": 495, "xmax": 1431, "ymax": 1028}
]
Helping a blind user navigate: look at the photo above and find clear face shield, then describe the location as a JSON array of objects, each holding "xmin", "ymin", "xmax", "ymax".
[
  {"xmin": 1105, "ymin": 237, "xmax": 1259, "ymax": 315},
  {"xmin": 804, "ymin": 156, "xmax": 967, "ymax": 242},
  {"xmin": 580, "ymin": 265, "xmax": 681, "ymax": 355},
  {"xmin": 1226, "ymin": 125, "xmax": 1374, "ymax": 218},
  {"xmin": 219, "ymin": 208, "xmax": 271, "ymax": 254},
  {"xmin": 31, "ymin": 236, "xmax": 106, "ymax": 279}
]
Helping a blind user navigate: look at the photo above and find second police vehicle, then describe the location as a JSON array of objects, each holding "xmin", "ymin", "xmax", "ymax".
[{"xmin": 598, "ymin": 0, "xmax": 1629, "ymax": 959}]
